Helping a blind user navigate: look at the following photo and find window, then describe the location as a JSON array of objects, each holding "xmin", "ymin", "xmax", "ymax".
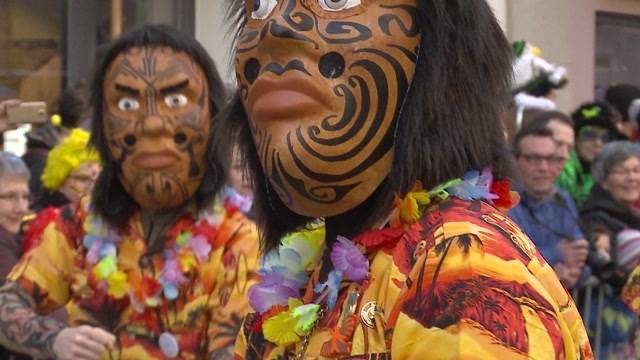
[{"xmin": 596, "ymin": 12, "xmax": 640, "ymax": 90}]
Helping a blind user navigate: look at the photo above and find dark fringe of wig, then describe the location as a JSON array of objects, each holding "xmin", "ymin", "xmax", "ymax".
[
  {"xmin": 89, "ymin": 24, "xmax": 227, "ymax": 229},
  {"xmin": 217, "ymin": 0, "xmax": 516, "ymax": 252}
]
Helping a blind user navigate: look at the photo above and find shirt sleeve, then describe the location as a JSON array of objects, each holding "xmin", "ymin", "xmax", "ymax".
[
  {"xmin": 6, "ymin": 211, "xmax": 78, "ymax": 314},
  {"xmin": 206, "ymin": 211, "xmax": 261, "ymax": 358},
  {"xmin": 389, "ymin": 217, "xmax": 592, "ymax": 359}
]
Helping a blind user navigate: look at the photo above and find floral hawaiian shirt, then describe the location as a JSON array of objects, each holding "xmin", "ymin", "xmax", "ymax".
[
  {"xmin": 8, "ymin": 196, "xmax": 260, "ymax": 359},
  {"xmin": 234, "ymin": 198, "xmax": 593, "ymax": 359}
]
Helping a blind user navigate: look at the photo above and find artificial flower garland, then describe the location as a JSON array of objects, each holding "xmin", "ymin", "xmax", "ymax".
[
  {"xmin": 248, "ymin": 168, "xmax": 516, "ymax": 347},
  {"xmin": 80, "ymin": 191, "xmax": 246, "ymax": 308}
]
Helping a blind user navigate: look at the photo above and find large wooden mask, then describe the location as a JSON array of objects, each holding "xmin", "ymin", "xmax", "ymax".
[
  {"xmin": 236, "ymin": 0, "xmax": 420, "ymax": 217},
  {"xmin": 103, "ymin": 46, "xmax": 210, "ymax": 210}
]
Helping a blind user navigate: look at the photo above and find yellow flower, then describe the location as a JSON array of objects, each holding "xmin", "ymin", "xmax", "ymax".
[
  {"xmin": 106, "ymin": 270, "xmax": 129, "ymax": 299},
  {"xmin": 263, "ymin": 310, "xmax": 301, "ymax": 346},
  {"xmin": 93, "ymin": 256, "xmax": 117, "ymax": 280},
  {"xmin": 399, "ymin": 190, "xmax": 430, "ymax": 224},
  {"xmin": 263, "ymin": 298, "xmax": 320, "ymax": 347},
  {"xmin": 179, "ymin": 252, "xmax": 197, "ymax": 273}
]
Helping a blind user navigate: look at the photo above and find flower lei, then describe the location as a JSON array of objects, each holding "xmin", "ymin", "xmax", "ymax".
[
  {"xmin": 81, "ymin": 199, "xmax": 229, "ymax": 309},
  {"xmin": 249, "ymin": 168, "xmax": 515, "ymax": 347}
]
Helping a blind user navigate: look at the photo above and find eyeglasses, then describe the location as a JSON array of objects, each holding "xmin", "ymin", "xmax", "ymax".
[
  {"xmin": 608, "ymin": 167, "xmax": 640, "ymax": 177},
  {"xmin": 0, "ymin": 192, "xmax": 31, "ymax": 203},
  {"xmin": 518, "ymin": 153, "xmax": 565, "ymax": 165},
  {"xmin": 68, "ymin": 174, "xmax": 97, "ymax": 185},
  {"xmin": 578, "ymin": 127, "xmax": 611, "ymax": 143}
]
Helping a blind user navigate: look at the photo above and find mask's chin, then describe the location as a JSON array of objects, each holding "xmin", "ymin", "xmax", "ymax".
[
  {"xmin": 320, "ymin": 179, "xmax": 393, "ymax": 240},
  {"xmin": 120, "ymin": 172, "xmax": 198, "ymax": 211}
]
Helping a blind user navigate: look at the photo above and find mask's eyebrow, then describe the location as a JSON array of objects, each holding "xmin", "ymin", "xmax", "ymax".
[
  {"xmin": 160, "ymin": 79, "xmax": 190, "ymax": 95},
  {"xmin": 115, "ymin": 83, "xmax": 140, "ymax": 96}
]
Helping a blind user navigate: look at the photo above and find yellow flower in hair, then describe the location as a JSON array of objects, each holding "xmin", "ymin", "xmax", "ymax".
[{"xmin": 41, "ymin": 128, "xmax": 100, "ymax": 191}]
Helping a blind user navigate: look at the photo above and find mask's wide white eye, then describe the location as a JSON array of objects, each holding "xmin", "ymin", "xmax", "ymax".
[
  {"xmin": 117, "ymin": 98, "xmax": 140, "ymax": 112},
  {"xmin": 251, "ymin": 0, "xmax": 277, "ymax": 19},
  {"xmin": 164, "ymin": 94, "xmax": 188, "ymax": 108},
  {"xmin": 318, "ymin": 0, "xmax": 360, "ymax": 11}
]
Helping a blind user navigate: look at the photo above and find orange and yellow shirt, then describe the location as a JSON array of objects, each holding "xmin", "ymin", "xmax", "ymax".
[
  {"xmin": 234, "ymin": 198, "xmax": 592, "ymax": 359},
  {"xmin": 8, "ymin": 196, "xmax": 260, "ymax": 359}
]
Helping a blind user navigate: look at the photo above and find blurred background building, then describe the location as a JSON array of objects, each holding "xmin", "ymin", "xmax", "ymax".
[
  {"xmin": 1, "ymin": 0, "xmax": 640, "ymax": 116},
  {"xmin": 489, "ymin": 0, "xmax": 640, "ymax": 114}
]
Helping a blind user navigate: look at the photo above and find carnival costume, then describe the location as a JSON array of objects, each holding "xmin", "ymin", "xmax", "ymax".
[
  {"xmin": 0, "ymin": 25, "xmax": 260, "ymax": 360},
  {"xmin": 226, "ymin": 1, "xmax": 592, "ymax": 359},
  {"xmin": 235, "ymin": 172, "xmax": 592, "ymax": 359},
  {"xmin": 10, "ymin": 194, "xmax": 259, "ymax": 359}
]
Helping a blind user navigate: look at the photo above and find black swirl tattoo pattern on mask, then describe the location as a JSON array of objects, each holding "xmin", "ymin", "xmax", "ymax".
[
  {"xmin": 239, "ymin": 1, "xmax": 418, "ymax": 207},
  {"xmin": 107, "ymin": 48, "xmax": 208, "ymax": 205}
]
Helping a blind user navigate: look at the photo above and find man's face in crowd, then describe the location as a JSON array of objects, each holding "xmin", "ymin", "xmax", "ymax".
[
  {"xmin": 516, "ymin": 135, "xmax": 561, "ymax": 199},
  {"xmin": 235, "ymin": 0, "xmax": 420, "ymax": 217},
  {"xmin": 103, "ymin": 46, "xmax": 210, "ymax": 210},
  {"xmin": 546, "ymin": 119, "xmax": 574, "ymax": 176}
]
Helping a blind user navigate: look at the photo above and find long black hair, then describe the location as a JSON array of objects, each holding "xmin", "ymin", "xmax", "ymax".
[
  {"xmin": 90, "ymin": 24, "xmax": 227, "ymax": 228},
  {"xmin": 220, "ymin": 1, "xmax": 514, "ymax": 250}
]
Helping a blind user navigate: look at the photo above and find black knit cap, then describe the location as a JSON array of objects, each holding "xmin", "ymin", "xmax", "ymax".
[
  {"xmin": 571, "ymin": 101, "xmax": 625, "ymax": 139},
  {"xmin": 605, "ymin": 84, "xmax": 640, "ymax": 123}
]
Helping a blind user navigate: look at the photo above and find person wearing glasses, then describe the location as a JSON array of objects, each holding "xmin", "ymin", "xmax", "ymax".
[
  {"xmin": 509, "ymin": 125, "xmax": 590, "ymax": 289},
  {"xmin": 0, "ymin": 152, "xmax": 31, "ymax": 360},
  {"xmin": 32, "ymin": 128, "xmax": 100, "ymax": 212},
  {"xmin": 579, "ymin": 141, "xmax": 640, "ymax": 359},
  {"xmin": 557, "ymin": 102, "xmax": 625, "ymax": 205},
  {"xmin": 20, "ymin": 128, "xmax": 100, "ymax": 255}
]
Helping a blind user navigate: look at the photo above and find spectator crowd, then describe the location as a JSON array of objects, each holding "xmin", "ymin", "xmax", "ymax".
[{"xmin": 508, "ymin": 63, "xmax": 640, "ymax": 357}]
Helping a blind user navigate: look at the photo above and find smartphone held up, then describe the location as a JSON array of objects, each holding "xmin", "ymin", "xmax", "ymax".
[{"xmin": 6, "ymin": 102, "xmax": 47, "ymax": 125}]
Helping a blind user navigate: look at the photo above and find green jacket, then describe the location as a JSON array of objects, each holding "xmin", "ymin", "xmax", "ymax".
[{"xmin": 556, "ymin": 150, "xmax": 594, "ymax": 206}]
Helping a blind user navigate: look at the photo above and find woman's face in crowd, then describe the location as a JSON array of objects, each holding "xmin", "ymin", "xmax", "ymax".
[
  {"xmin": 575, "ymin": 125, "xmax": 610, "ymax": 163},
  {"xmin": 0, "ymin": 177, "xmax": 29, "ymax": 234},
  {"xmin": 59, "ymin": 162, "xmax": 101, "ymax": 202},
  {"xmin": 235, "ymin": 0, "xmax": 420, "ymax": 217},
  {"xmin": 602, "ymin": 156, "xmax": 640, "ymax": 207}
]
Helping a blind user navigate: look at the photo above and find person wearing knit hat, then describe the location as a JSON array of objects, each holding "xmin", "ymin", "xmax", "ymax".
[
  {"xmin": 557, "ymin": 101, "xmax": 624, "ymax": 204},
  {"xmin": 617, "ymin": 229, "xmax": 640, "ymax": 273},
  {"xmin": 34, "ymin": 128, "xmax": 100, "ymax": 211},
  {"xmin": 606, "ymin": 84, "xmax": 640, "ymax": 140}
]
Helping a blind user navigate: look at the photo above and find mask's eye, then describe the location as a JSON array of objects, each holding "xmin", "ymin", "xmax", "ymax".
[
  {"xmin": 164, "ymin": 94, "xmax": 188, "ymax": 108},
  {"xmin": 251, "ymin": 0, "xmax": 277, "ymax": 19},
  {"xmin": 318, "ymin": 0, "xmax": 360, "ymax": 11},
  {"xmin": 117, "ymin": 98, "xmax": 140, "ymax": 112}
]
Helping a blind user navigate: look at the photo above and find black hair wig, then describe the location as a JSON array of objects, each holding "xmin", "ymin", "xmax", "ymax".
[
  {"xmin": 90, "ymin": 24, "xmax": 227, "ymax": 229},
  {"xmin": 220, "ymin": 0, "xmax": 515, "ymax": 250}
]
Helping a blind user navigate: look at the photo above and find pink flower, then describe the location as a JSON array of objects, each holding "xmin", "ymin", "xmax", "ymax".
[{"xmin": 189, "ymin": 235, "xmax": 212, "ymax": 262}]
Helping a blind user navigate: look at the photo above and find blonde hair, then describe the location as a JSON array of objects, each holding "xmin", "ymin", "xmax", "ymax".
[{"xmin": 41, "ymin": 128, "xmax": 100, "ymax": 191}]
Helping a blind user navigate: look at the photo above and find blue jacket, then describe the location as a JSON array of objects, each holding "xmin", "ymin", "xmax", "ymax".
[{"xmin": 509, "ymin": 186, "xmax": 585, "ymax": 267}]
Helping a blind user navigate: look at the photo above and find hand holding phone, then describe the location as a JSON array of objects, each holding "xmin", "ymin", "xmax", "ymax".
[
  {"xmin": 6, "ymin": 101, "xmax": 47, "ymax": 125},
  {"xmin": 0, "ymin": 99, "xmax": 21, "ymax": 133}
]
